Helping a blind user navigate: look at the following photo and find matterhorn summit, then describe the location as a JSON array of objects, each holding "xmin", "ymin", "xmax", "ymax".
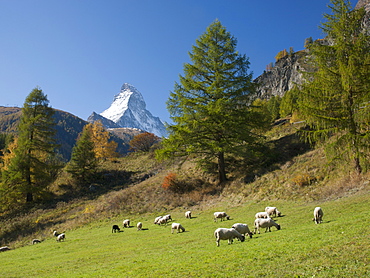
[{"xmin": 88, "ymin": 83, "xmax": 167, "ymax": 137}]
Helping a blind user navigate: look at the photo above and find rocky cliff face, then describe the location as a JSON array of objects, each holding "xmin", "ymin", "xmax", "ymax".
[
  {"xmin": 254, "ymin": 50, "xmax": 311, "ymax": 99},
  {"xmin": 255, "ymin": 0, "xmax": 369, "ymax": 100}
]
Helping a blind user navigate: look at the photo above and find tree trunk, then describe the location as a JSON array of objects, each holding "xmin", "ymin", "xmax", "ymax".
[
  {"xmin": 26, "ymin": 192, "xmax": 33, "ymax": 203},
  {"xmin": 354, "ymin": 157, "xmax": 362, "ymax": 174},
  {"xmin": 217, "ymin": 152, "xmax": 227, "ymax": 183}
]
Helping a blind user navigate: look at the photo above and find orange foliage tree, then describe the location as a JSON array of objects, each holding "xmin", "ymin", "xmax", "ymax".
[{"xmin": 129, "ymin": 132, "xmax": 159, "ymax": 152}]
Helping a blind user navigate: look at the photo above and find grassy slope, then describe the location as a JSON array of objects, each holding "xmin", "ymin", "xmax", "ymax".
[{"xmin": 1, "ymin": 188, "xmax": 369, "ymax": 277}]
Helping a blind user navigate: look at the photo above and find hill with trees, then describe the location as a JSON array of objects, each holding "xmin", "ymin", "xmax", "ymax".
[{"xmin": 0, "ymin": 2, "xmax": 369, "ymax": 264}]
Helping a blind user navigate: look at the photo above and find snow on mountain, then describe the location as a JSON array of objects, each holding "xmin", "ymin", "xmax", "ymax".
[{"xmin": 89, "ymin": 83, "xmax": 167, "ymax": 137}]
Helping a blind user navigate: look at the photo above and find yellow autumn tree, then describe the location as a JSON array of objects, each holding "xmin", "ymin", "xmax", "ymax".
[
  {"xmin": 1, "ymin": 137, "xmax": 18, "ymax": 171},
  {"xmin": 89, "ymin": 121, "xmax": 119, "ymax": 160}
]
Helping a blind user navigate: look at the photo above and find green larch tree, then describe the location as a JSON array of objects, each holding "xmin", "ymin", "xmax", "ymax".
[
  {"xmin": 299, "ymin": 0, "xmax": 370, "ymax": 173},
  {"xmin": 66, "ymin": 124, "xmax": 98, "ymax": 185},
  {"xmin": 157, "ymin": 20, "xmax": 268, "ymax": 183},
  {"xmin": 1, "ymin": 88, "xmax": 60, "ymax": 207}
]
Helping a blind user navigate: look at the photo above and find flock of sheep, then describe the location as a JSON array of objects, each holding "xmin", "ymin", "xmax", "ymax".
[
  {"xmin": 0, "ymin": 206, "xmax": 324, "ymax": 252},
  {"xmin": 213, "ymin": 206, "xmax": 323, "ymax": 246},
  {"xmin": 106, "ymin": 206, "xmax": 324, "ymax": 247}
]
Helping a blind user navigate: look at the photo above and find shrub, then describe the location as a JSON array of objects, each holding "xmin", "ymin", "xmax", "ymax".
[
  {"xmin": 162, "ymin": 172, "xmax": 195, "ymax": 193},
  {"xmin": 162, "ymin": 172, "xmax": 177, "ymax": 190},
  {"xmin": 292, "ymin": 173, "xmax": 316, "ymax": 187}
]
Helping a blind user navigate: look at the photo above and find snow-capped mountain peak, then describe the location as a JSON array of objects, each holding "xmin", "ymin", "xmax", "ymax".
[{"xmin": 89, "ymin": 83, "xmax": 167, "ymax": 138}]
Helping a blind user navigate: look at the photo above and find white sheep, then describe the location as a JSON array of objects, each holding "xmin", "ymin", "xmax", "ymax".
[
  {"xmin": 32, "ymin": 239, "xmax": 42, "ymax": 244},
  {"xmin": 137, "ymin": 222, "xmax": 143, "ymax": 231},
  {"xmin": 254, "ymin": 218, "xmax": 281, "ymax": 234},
  {"xmin": 0, "ymin": 246, "xmax": 11, "ymax": 252},
  {"xmin": 56, "ymin": 233, "xmax": 65, "ymax": 242},
  {"xmin": 154, "ymin": 216, "xmax": 162, "ymax": 224},
  {"xmin": 255, "ymin": 212, "xmax": 270, "ymax": 219},
  {"xmin": 157, "ymin": 217, "xmax": 169, "ymax": 226},
  {"xmin": 231, "ymin": 223, "xmax": 253, "ymax": 239},
  {"xmin": 123, "ymin": 219, "xmax": 130, "ymax": 228},
  {"xmin": 185, "ymin": 211, "xmax": 192, "ymax": 219},
  {"xmin": 171, "ymin": 223, "xmax": 185, "ymax": 233},
  {"xmin": 163, "ymin": 214, "xmax": 172, "ymax": 222},
  {"xmin": 265, "ymin": 206, "xmax": 282, "ymax": 217},
  {"xmin": 214, "ymin": 228, "xmax": 245, "ymax": 247},
  {"xmin": 313, "ymin": 207, "xmax": 324, "ymax": 224},
  {"xmin": 214, "ymin": 212, "xmax": 230, "ymax": 222}
]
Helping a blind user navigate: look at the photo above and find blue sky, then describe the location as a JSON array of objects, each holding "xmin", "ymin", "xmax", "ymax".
[{"xmin": 0, "ymin": 0, "xmax": 355, "ymax": 124}]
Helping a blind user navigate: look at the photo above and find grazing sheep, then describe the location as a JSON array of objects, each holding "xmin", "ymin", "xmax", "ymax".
[
  {"xmin": 214, "ymin": 212, "xmax": 230, "ymax": 222},
  {"xmin": 254, "ymin": 218, "xmax": 281, "ymax": 234},
  {"xmin": 112, "ymin": 225, "xmax": 121, "ymax": 233},
  {"xmin": 231, "ymin": 223, "xmax": 253, "ymax": 239},
  {"xmin": 265, "ymin": 206, "xmax": 282, "ymax": 217},
  {"xmin": 0, "ymin": 246, "xmax": 11, "ymax": 252},
  {"xmin": 214, "ymin": 228, "xmax": 245, "ymax": 247},
  {"xmin": 154, "ymin": 216, "xmax": 162, "ymax": 224},
  {"xmin": 53, "ymin": 230, "xmax": 60, "ymax": 237},
  {"xmin": 185, "ymin": 211, "xmax": 192, "ymax": 219},
  {"xmin": 171, "ymin": 223, "xmax": 185, "ymax": 233},
  {"xmin": 313, "ymin": 207, "xmax": 324, "ymax": 224},
  {"xmin": 56, "ymin": 233, "xmax": 65, "ymax": 242},
  {"xmin": 32, "ymin": 239, "xmax": 42, "ymax": 244},
  {"xmin": 137, "ymin": 222, "xmax": 143, "ymax": 231},
  {"xmin": 123, "ymin": 219, "xmax": 130, "ymax": 228},
  {"xmin": 157, "ymin": 217, "xmax": 169, "ymax": 226},
  {"xmin": 255, "ymin": 212, "xmax": 270, "ymax": 219},
  {"xmin": 163, "ymin": 214, "xmax": 172, "ymax": 222}
]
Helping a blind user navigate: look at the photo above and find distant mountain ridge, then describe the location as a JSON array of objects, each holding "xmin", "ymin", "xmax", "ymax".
[
  {"xmin": 0, "ymin": 106, "xmax": 136, "ymax": 161},
  {"xmin": 88, "ymin": 83, "xmax": 167, "ymax": 138}
]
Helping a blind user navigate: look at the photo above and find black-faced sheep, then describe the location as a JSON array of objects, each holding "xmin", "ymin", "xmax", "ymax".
[
  {"xmin": 265, "ymin": 206, "xmax": 282, "ymax": 217},
  {"xmin": 123, "ymin": 219, "xmax": 130, "ymax": 228},
  {"xmin": 32, "ymin": 239, "xmax": 42, "ymax": 244},
  {"xmin": 185, "ymin": 211, "xmax": 192, "ymax": 219},
  {"xmin": 255, "ymin": 212, "xmax": 270, "ymax": 219},
  {"xmin": 171, "ymin": 223, "xmax": 185, "ymax": 233},
  {"xmin": 214, "ymin": 212, "xmax": 230, "ymax": 222},
  {"xmin": 163, "ymin": 214, "xmax": 172, "ymax": 222},
  {"xmin": 313, "ymin": 207, "xmax": 324, "ymax": 224},
  {"xmin": 112, "ymin": 225, "xmax": 121, "ymax": 233},
  {"xmin": 56, "ymin": 233, "xmax": 65, "ymax": 242},
  {"xmin": 157, "ymin": 217, "xmax": 169, "ymax": 226},
  {"xmin": 137, "ymin": 222, "xmax": 143, "ymax": 231},
  {"xmin": 254, "ymin": 218, "xmax": 281, "ymax": 234},
  {"xmin": 0, "ymin": 246, "xmax": 11, "ymax": 252},
  {"xmin": 214, "ymin": 228, "xmax": 245, "ymax": 247},
  {"xmin": 154, "ymin": 216, "xmax": 162, "ymax": 224},
  {"xmin": 231, "ymin": 223, "xmax": 253, "ymax": 239}
]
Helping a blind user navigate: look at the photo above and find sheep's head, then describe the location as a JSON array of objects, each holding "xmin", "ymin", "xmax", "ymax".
[
  {"xmin": 226, "ymin": 216, "xmax": 230, "ymax": 220},
  {"xmin": 240, "ymin": 235, "xmax": 245, "ymax": 242},
  {"xmin": 277, "ymin": 224, "xmax": 281, "ymax": 230},
  {"xmin": 248, "ymin": 232, "xmax": 253, "ymax": 238}
]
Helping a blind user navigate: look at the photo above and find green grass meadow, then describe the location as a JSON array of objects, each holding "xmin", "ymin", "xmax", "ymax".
[{"xmin": 1, "ymin": 190, "xmax": 369, "ymax": 277}]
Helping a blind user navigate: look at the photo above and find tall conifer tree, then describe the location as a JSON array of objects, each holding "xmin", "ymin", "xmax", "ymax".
[
  {"xmin": 66, "ymin": 124, "xmax": 98, "ymax": 185},
  {"xmin": 158, "ymin": 20, "xmax": 267, "ymax": 183},
  {"xmin": 300, "ymin": 0, "xmax": 370, "ymax": 173},
  {"xmin": 1, "ymin": 88, "xmax": 59, "ymax": 206}
]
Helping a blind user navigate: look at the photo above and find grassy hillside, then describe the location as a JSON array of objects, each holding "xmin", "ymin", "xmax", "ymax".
[
  {"xmin": 1, "ymin": 119, "xmax": 369, "ymax": 277},
  {"xmin": 1, "ymin": 188, "xmax": 369, "ymax": 277}
]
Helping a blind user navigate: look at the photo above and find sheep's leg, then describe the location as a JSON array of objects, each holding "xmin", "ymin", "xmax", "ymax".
[{"xmin": 216, "ymin": 239, "xmax": 220, "ymax": 247}]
